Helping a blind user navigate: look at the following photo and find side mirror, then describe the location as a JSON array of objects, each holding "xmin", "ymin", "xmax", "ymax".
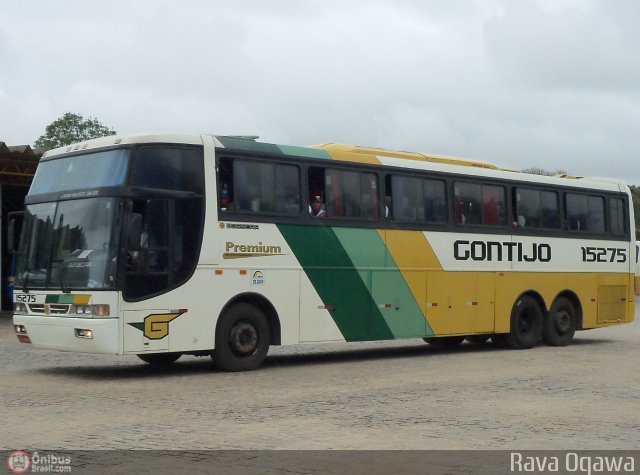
[
  {"xmin": 7, "ymin": 211, "xmax": 24, "ymax": 255},
  {"xmin": 127, "ymin": 213, "xmax": 143, "ymax": 250}
]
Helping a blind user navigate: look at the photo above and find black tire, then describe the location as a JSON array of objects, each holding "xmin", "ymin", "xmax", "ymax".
[
  {"xmin": 466, "ymin": 335, "xmax": 490, "ymax": 344},
  {"xmin": 505, "ymin": 295, "xmax": 543, "ymax": 349},
  {"xmin": 542, "ymin": 297, "xmax": 577, "ymax": 346},
  {"xmin": 213, "ymin": 303, "xmax": 270, "ymax": 372},
  {"xmin": 137, "ymin": 352, "xmax": 182, "ymax": 366},
  {"xmin": 423, "ymin": 336, "xmax": 464, "ymax": 347},
  {"xmin": 491, "ymin": 334, "xmax": 509, "ymax": 347}
]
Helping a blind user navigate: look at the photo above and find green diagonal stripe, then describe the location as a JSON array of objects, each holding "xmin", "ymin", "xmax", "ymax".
[
  {"xmin": 333, "ymin": 228, "xmax": 433, "ymax": 338},
  {"xmin": 278, "ymin": 224, "xmax": 393, "ymax": 341}
]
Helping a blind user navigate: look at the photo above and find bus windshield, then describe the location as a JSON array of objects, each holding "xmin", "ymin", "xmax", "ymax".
[
  {"xmin": 29, "ymin": 149, "xmax": 129, "ymax": 195},
  {"xmin": 15, "ymin": 198, "xmax": 121, "ymax": 290}
]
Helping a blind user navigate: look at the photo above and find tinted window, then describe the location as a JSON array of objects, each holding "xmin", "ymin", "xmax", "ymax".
[
  {"xmin": 609, "ymin": 198, "xmax": 626, "ymax": 236},
  {"xmin": 133, "ymin": 147, "xmax": 204, "ymax": 195},
  {"xmin": 325, "ymin": 169, "xmax": 379, "ymax": 219},
  {"xmin": 455, "ymin": 183, "xmax": 506, "ymax": 226},
  {"xmin": 124, "ymin": 197, "xmax": 203, "ymax": 300},
  {"xmin": 233, "ymin": 160, "xmax": 300, "ymax": 215},
  {"xmin": 514, "ymin": 188, "xmax": 560, "ymax": 229},
  {"xmin": 30, "ymin": 149, "xmax": 129, "ymax": 195},
  {"xmin": 566, "ymin": 193, "xmax": 605, "ymax": 233},
  {"xmin": 391, "ymin": 176, "xmax": 446, "ymax": 222}
]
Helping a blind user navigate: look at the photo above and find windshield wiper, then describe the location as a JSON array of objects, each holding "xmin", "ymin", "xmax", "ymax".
[
  {"xmin": 22, "ymin": 270, "xmax": 30, "ymax": 292},
  {"xmin": 59, "ymin": 263, "xmax": 70, "ymax": 294}
]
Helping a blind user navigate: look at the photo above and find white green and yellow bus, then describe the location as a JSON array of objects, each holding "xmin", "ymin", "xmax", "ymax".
[{"xmin": 11, "ymin": 134, "xmax": 637, "ymax": 371}]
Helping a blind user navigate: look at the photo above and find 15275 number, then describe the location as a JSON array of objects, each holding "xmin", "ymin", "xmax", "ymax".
[
  {"xmin": 581, "ymin": 247, "xmax": 627, "ymax": 263},
  {"xmin": 15, "ymin": 294, "xmax": 36, "ymax": 303}
]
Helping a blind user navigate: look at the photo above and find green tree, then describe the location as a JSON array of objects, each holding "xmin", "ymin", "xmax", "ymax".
[
  {"xmin": 521, "ymin": 166, "xmax": 568, "ymax": 176},
  {"xmin": 34, "ymin": 112, "xmax": 116, "ymax": 150}
]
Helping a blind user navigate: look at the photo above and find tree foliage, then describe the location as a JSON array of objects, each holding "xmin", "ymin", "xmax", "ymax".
[
  {"xmin": 521, "ymin": 166, "xmax": 568, "ymax": 176},
  {"xmin": 34, "ymin": 112, "xmax": 116, "ymax": 150}
]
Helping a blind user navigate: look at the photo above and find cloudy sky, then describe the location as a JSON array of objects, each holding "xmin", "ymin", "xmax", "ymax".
[{"xmin": 2, "ymin": 0, "xmax": 640, "ymax": 183}]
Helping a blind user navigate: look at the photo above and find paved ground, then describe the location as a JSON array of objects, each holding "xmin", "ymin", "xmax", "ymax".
[{"xmin": 1, "ymin": 312, "xmax": 638, "ymax": 451}]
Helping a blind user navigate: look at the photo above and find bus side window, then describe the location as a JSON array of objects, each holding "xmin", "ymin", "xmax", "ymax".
[
  {"xmin": 228, "ymin": 159, "xmax": 301, "ymax": 215},
  {"xmin": 609, "ymin": 197, "xmax": 626, "ymax": 236},
  {"xmin": 481, "ymin": 185, "xmax": 507, "ymax": 226},
  {"xmin": 389, "ymin": 175, "xmax": 446, "ymax": 223},
  {"xmin": 566, "ymin": 193, "xmax": 605, "ymax": 234},
  {"xmin": 454, "ymin": 183, "xmax": 481, "ymax": 225},
  {"xmin": 323, "ymin": 168, "xmax": 379, "ymax": 219}
]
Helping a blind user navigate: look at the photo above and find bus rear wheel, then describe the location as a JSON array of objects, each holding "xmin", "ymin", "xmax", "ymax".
[
  {"xmin": 213, "ymin": 303, "xmax": 270, "ymax": 372},
  {"xmin": 542, "ymin": 297, "xmax": 577, "ymax": 346},
  {"xmin": 137, "ymin": 352, "xmax": 182, "ymax": 366},
  {"xmin": 505, "ymin": 295, "xmax": 543, "ymax": 349}
]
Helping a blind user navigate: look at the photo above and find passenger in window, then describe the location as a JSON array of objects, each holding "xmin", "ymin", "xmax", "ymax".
[
  {"xmin": 309, "ymin": 195, "xmax": 327, "ymax": 218},
  {"xmin": 219, "ymin": 186, "xmax": 234, "ymax": 212}
]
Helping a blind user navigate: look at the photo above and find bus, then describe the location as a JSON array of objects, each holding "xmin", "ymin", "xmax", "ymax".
[{"xmin": 11, "ymin": 134, "xmax": 637, "ymax": 371}]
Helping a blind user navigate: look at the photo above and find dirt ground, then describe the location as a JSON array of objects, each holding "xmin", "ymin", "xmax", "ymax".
[{"xmin": 1, "ymin": 312, "xmax": 638, "ymax": 452}]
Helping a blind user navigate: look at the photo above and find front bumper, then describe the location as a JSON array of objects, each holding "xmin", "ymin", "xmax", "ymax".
[{"xmin": 12, "ymin": 315, "xmax": 119, "ymax": 354}]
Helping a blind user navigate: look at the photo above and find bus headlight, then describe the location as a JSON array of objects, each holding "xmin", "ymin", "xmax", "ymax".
[
  {"xmin": 13, "ymin": 302, "xmax": 28, "ymax": 314},
  {"xmin": 69, "ymin": 304, "xmax": 111, "ymax": 318}
]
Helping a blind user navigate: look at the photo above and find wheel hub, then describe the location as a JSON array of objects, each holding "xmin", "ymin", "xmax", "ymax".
[
  {"xmin": 229, "ymin": 321, "xmax": 258, "ymax": 356},
  {"xmin": 554, "ymin": 310, "xmax": 571, "ymax": 334}
]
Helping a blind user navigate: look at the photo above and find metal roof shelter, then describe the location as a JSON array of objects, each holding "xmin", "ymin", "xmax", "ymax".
[{"xmin": 0, "ymin": 142, "xmax": 41, "ymax": 310}]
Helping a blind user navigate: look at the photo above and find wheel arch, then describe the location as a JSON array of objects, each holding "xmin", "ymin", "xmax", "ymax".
[
  {"xmin": 551, "ymin": 290, "xmax": 583, "ymax": 330},
  {"xmin": 517, "ymin": 290, "xmax": 548, "ymax": 315},
  {"xmin": 218, "ymin": 292, "xmax": 282, "ymax": 345}
]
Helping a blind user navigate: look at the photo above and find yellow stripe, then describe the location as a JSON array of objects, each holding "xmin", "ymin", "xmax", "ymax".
[
  {"xmin": 326, "ymin": 150, "xmax": 381, "ymax": 165},
  {"xmin": 381, "ymin": 230, "xmax": 442, "ymax": 270},
  {"xmin": 379, "ymin": 230, "xmax": 443, "ymax": 328},
  {"xmin": 73, "ymin": 295, "xmax": 91, "ymax": 304}
]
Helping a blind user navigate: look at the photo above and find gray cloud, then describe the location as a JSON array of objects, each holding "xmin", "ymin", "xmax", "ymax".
[{"xmin": 2, "ymin": 0, "xmax": 640, "ymax": 183}]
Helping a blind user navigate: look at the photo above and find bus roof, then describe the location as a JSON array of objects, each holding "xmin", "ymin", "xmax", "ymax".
[
  {"xmin": 40, "ymin": 133, "xmax": 629, "ymax": 193},
  {"xmin": 311, "ymin": 143, "xmax": 500, "ymax": 170}
]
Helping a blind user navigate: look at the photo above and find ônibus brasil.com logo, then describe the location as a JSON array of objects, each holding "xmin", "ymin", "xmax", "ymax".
[{"xmin": 6, "ymin": 450, "xmax": 72, "ymax": 473}]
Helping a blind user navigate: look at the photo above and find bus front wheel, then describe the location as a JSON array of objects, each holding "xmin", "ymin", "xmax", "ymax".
[
  {"xmin": 213, "ymin": 303, "xmax": 270, "ymax": 372},
  {"xmin": 505, "ymin": 295, "xmax": 543, "ymax": 349},
  {"xmin": 542, "ymin": 297, "xmax": 577, "ymax": 346}
]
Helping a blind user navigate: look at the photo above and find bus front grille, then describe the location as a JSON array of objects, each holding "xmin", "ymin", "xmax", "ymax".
[{"xmin": 28, "ymin": 304, "xmax": 69, "ymax": 315}]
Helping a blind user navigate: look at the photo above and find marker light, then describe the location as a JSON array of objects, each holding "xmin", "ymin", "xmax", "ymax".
[
  {"xmin": 14, "ymin": 324, "xmax": 27, "ymax": 334},
  {"xmin": 75, "ymin": 328, "xmax": 94, "ymax": 339}
]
